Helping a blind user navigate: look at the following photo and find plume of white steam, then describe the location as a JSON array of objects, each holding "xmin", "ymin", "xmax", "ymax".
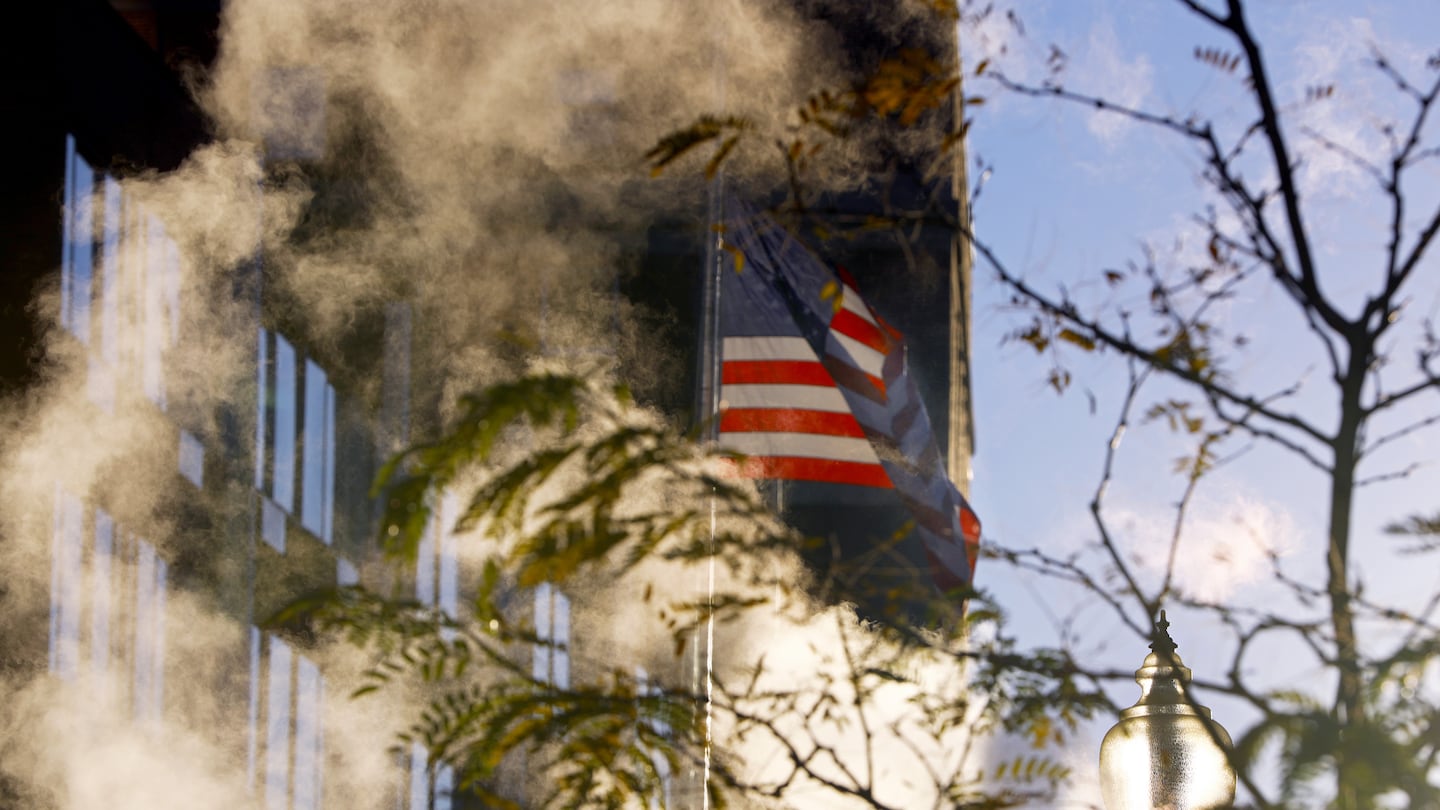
[{"xmin": 710, "ymin": 604, "xmax": 981, "ymax": 809}]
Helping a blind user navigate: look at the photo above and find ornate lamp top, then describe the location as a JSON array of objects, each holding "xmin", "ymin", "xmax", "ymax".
[
  {"xmin": 1099, "ymin": 608, "xmax": 1236, "ymax": 810},
  {"xmin": 1149, "ymin": 609, "xmax": 1178, "ymax": 658}
]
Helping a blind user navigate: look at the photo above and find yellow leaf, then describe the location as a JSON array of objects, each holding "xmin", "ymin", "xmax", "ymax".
[{"xmin": 1056, "ymin": 328, "xmax": 1097, "ymax": 351}]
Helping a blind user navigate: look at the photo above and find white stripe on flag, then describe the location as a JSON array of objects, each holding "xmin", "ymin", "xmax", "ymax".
[
  {"xmin": 838, "ymin": 283, "xmax": 879, "ymax": 325},
  {"xmin": 828, "ymin": 331, "xmax": 887, "ymax": 379},
  {"xmin": 719, "ymin": 432, "xmax": 881, "ymax": 463},
  {"xmin": 723, "ymin": 336, "xmax": 816, "ymax": 362},
  {"xmin": 721, "ymin": 384, "xmax": 851, "ymax": 412}
]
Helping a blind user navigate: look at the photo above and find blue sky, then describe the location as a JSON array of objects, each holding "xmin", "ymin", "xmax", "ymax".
[{"xmin": 958, "ymin": 0, "xmax": 1440, "ymax": 798}]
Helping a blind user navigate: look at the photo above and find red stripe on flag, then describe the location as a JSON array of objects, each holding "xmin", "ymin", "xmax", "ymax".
[
  {"xmin": 722, "ymin": 360, "xmax": 833, "ymax": 387},
  {"xmin": 960, "ymin": 506, "xmax": 981, "ymax": 544},
  {"xmin": 831, "ymin": 308, "xmax": 892, "ymax": 354},
  {"xmin": 961, "ymin": 505, "xmax": 982, "ymax": 571},
  {"xmin": 720, "ymin": 455, "xmax": 894, "ymax": 488},
  {"xmin": 719, "ymin": 408, "xmax": 866, "ymax": 437}
]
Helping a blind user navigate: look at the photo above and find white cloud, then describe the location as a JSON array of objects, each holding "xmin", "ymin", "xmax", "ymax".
[
  {"xmin": 1107, "ymin": 487, "xmax": 1299, "ymax": 602},
  {"xmin": 1075, "ymin": 17, "xmax": 1154, "ymax": 147}
]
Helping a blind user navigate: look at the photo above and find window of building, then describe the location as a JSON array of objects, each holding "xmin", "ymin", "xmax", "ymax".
[
  {"xmin": 178, "ymin": 429, "xmax": 205, "ymax": 488},
  {"xmin": 301, "ymin": 359, "xmax": 335, "ymax": 541},
  {"xmin": 273, "ymin": 333, "xmax": 297, "ymax": 513},
  {"xmin": 60, "ymin": 135, "xmax": 182, "ymax": 414},
  {"xmin": 403, "ymin": 743, "xmax": 455, "ymax": 810},
  {"xmin": 255, "ymin": 329, "xmax": 337, "ymax": 548},
  {"xmin": 415, "ymin": 493, "xmax": 459, "ymax": 618},
  {"xmin": 400, "ymin": 493, "xmax": 461, "ymax": 808},
  {"xmin": 635, "ymin": 667, "xmax": 673, "ymax": 809},
  {"xmin": 48, "ymin": 486, "xmax": 168, "ymax": 723},
  {"xmin": 257, "ymin": 66, "xmax": 328, "ymax": 162},
  {"xmin": 532, "ymin": 582, "xmax": 571, "ymax": 689},
  {"xmin": 249, "ymin": 630, "xmax": 325, "ymax": 810},
  {"xmin": 61, "ymin": 136, "xmax": 95, "ymax": 345}
]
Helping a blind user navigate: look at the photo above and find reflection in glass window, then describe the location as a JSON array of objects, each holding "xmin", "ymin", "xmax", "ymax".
[
  {"xmin": 405, "ymin": 742, "xmax": 455, "ymax": 810},
  {"xmin": 61, "ymin": 136, "xmax": 94, "ymax": 344},
  {"xmin": 293, "ymin": 656, "xmax": 324, "ymax": 810},
  {"xmin": 60, "ymin": 135, "xmax": 183, "ymax": 411},
  {"xmin": 48, "ymin": 487, "xmax": 84, "ymax": 679},
  {"xmin": 47, "ymin": 487, "xmax": 168, "ymax": 722},
  {"xmin": 256, "ymin": 330, "xmax": 338, "ymax": 547},
  {"xmin": 90, "ymin": 510, "xmax": 113, "ymax": 673},
  {"xmin": 636, "ymin": 667, "xmax": 673, "ymax": 810},
  {"xmin": 301, "ymin": 359, "xmax": 335, "ymax": 543},
  {"xmin": 132, "ymin": 540, "xmax": 168, "ymax": 724},
  {"xmin": 404, "ymin": 493, "xmax": 462, "ymax": 807},
  {"xmin": 264, "ymin": 636, "xmax": 291, "ymax": 810},
  {"xmin": 141, "ymin": 214, "xmax": 181, "ymax": 408},
  {"xmin": 416, "ymin": 492, "xmax": 459, "ymax": 617},
  {"xmin": 273, "ymin": 334, "xmax": 296, "ymax": 513},
  {"xmin": 254, "ymin": 329, "xmax": 268, "ymax": 493},
  {"xmin": 251, "ymin": 631, "xmax": 326, "ymax": 810},
  {"xmin": 533, "ymin": 582, "xmax": 571, "ymax": 689},
  {"xmin": 91, "ymin": 177, "xmax": 122, "ymax": 410}
]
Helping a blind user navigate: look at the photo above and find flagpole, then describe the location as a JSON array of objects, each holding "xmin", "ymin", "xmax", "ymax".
[
  {"xmin": 696, "ymin": 173, "xmax": 725, "ymax": 810},
  {"xmin": 693, "ymin": 36, "xmax": 729, "ymax": 801}
]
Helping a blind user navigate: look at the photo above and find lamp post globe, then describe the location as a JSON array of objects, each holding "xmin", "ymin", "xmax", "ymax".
[{"xmin": 1098, "ymin": 612, "xmax": 1236, "ymax": 810}]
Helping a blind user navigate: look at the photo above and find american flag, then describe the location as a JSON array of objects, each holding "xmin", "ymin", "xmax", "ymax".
[{"xmin": 716, "ymin": 201, "xmax": 979, "ymax": 590}]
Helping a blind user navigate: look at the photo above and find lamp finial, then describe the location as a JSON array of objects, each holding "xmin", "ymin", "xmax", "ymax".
[{"xmin": 1149, "ymin": 609, "xmax": 1178, "ymax": 658}]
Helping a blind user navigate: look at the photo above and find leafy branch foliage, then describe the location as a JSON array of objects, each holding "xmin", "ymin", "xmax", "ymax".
[{"xmin": 280, "ymin": 371, "xmax": 1089, "ymax": 808}]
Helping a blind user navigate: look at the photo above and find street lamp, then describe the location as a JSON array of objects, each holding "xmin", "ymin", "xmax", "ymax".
[{"xmin": 1099, "ymin": 611, "xmax": 1236, "ymax": 810}]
